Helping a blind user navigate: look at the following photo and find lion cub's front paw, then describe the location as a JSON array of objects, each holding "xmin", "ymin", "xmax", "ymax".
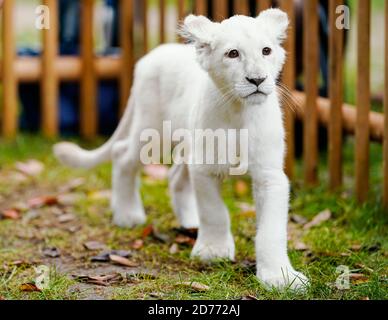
[
  {"xmin": 113, "ymin": 209, "xmax": 146, "ymax": 229},
  {"xmin": 191, "ymin": 236, "xmax": 235, "ymax": 261},
  {"xmin": 257, "ymin": 267, "xmax": 309, "ymax": 291}
]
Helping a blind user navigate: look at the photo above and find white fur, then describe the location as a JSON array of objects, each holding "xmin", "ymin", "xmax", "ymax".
[{"xmin": 54, "ymin": 9, "xmax": 308, "ymax": 291}]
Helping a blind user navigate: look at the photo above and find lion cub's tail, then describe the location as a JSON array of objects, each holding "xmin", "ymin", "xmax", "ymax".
[{"xmin": 53, "ymin": 96, "xmax": 135, "ymax": 169}]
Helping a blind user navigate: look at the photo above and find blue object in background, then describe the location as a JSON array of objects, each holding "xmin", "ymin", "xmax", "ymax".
[{"xmin": 19, "ymin": 0, "xmax": 120, "ymax": 136}]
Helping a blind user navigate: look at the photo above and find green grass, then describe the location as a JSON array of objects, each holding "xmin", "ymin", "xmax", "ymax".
[{"xmin": 0, "ymin": 134, "xmax": 387, "ymax": 300}]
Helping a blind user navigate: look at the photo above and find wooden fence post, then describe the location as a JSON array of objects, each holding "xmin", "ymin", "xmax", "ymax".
[
  {"xmin": 303, "ymin": 0, "xmax": 319, "ymax": 185},
  {"xmin": 195, "ymin": 0, "xmax": 207, "ymax": 16},
  {"xmin": 279, "ymin": 0, "xmax": 296, "ymax": 179},
  {"xmin": 178, "ymin": 0, "xmax": 186, "ymax": 21},
  {"xmin": 328, "ymin": 0, "xmax": 344, "ymax": 190},
  {"xmin": 41, "ymin": 0, "xmax": 59, "ymax": 138},
  {"xmin": 80, "ymin": 0, "xmax": 97, "ymax": 139},
  {"xmin": 234, "ymin": 0, "xmax": 250, "ymax": 15},
  {"xmin": 383, "ymin": 1, "xmax": 388, "ymax": 207},
  {"xmin": 177, "ymin": 0, "xmax": 186, "ymax": 42},
  {"xmin": 257, "ymin": 0, "xmax": 272, "ymax": 13},
  {"xmin": 119, "ymin": 0, "xmax": 134, "ymax": 115},
  {"xmin": 1, "ymin": 0, "xmax": 18, "ymax": 138},
  {"xmin": 159, "ymin": 0, "xmax": 166, "ymax": 43},
  {"xmin": 213, "ymin": 0, "xmax": 228, "ymax": 21},
  {"xmin": 142, "ymin": 0, "xmax": 149, "ymax": 54},
  {"xmin": 355, "ymin": 0, "xmax": 371, "ymax": 203}
]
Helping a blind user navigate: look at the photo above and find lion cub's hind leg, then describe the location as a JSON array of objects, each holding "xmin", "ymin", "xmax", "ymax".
[
  {"xmin": 111, "ymin": 139, "xmax": 146, "ymax": 228},
  {"xmin": 169, "ymin": 164, "xmax": 200, "ymax": 229}
]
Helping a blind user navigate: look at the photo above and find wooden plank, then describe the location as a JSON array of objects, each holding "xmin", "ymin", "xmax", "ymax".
[
  {"xmin": 119, "ymin": 0, "xmax": 134, "ymax": 115},
  {"xmin": 177, "ymin": 0, "xmax": 186, "ymax": 42},
  {"xmin": 328, "ymin": 0, "xmax": 344, "ymax": 190},
  {"xmin": 279, "ymin": 0, "xmax": 295, "ymax": 178},
  {"xmin": 292, "ymin": 91, "xmax": 383, "ymax": 143},
  {"xmin": 195, "ymin": 0, "xmax": 207, "ymax": 15},
  {"xmin": 257, "ymin": 0, "xmax": 272, "ymax": 13},
  {"xmin": 41, "ymin": 0, "xmax": 59, "ymax": 137},
  {"xmin": 178, "ymin": 0, "xmax": 186, "ymax": 21},
  {"xmin": 234, "ymin": 0, "xmax": 250, "ymax": 15},
  {"xmin": 2, "ymin": 56, "xmax": 122, "ymax": 82},
  {"xmin": 303, "ymin": 0, "xmax": 319, "ymax": 185},
  {"xmin": 355, "ymin": 0, "xmax": 371, "ymax": 203},
  {"xmin": 383, "ymin": 1, "xmax": 388, "ymax": 207},
  {"xmin": 80, "ymin": 0, "xmax": 97, "ymax": 139},
  {"xmin": 213, "ymin": 0, "xmax": 228, "ymax": 21},
  {"xmin": 142, "ymin": 0, "xmax": 149, "ymax": 53},
  {"xmin": 159, "ymin": 0, "xmax": 166, "ymax": 43},
  {"xmin": 1, "ymin": 0, "xmax": 18, "ymax": 137}
]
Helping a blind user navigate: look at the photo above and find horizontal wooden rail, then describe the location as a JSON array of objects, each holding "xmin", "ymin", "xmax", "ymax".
[
  {"xmin": 0, "ymin": 57, "xmax": 122, "ymax": 82},
  {"xmin": 293, "ymin": 91, "xmax": 383, "ymax": 143}
]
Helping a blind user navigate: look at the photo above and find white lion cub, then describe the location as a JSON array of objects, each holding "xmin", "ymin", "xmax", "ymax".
[{"xmin": 54, "ymin": 9, "xmax": 308, "ymax": 290}]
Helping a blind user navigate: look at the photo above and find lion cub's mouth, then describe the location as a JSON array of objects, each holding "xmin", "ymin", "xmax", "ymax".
[{"xmin": 246, "ymin": 90, "xmax": 266, "ymax": 98}]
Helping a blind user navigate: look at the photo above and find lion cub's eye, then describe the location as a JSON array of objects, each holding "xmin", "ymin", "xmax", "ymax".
[
  {"xmin": 262, "ymin": 47, "xmax": 272, "ymax": 56},
  {"xmin": 227, "ymin": 50, "xmax": 240, "ymax": 59}
]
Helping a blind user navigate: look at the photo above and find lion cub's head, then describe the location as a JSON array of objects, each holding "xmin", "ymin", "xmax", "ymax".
[{"xmin": 180, "ymin": 9, "xmax": 289, "ymax": 105}]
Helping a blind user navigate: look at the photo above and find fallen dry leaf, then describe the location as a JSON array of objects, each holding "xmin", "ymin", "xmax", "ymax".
[
  {"xmin": 9, "ymin": 260, "xmax": 30, "ymax": 267},
  {"xmin": 42, "ymin": 247, "xmax": 61, "ymax": 258},
  {"xmin": 131, "ymin": 239, "xmax": 144, "ymax": 250},
  {"xmin": 241, "ymin": 295, "xmax": 258, "ymax": 300},
  {"xmin": 15, "ymin": 159, "xmax": 44, "ymax": 177},
  {"xmin": 350, "ymin": 244, "xmax": 362, "ymax": 252},
  {"xmin": 293, "ymin": 241, "xmax": 309, "ymax": 251},
  {"xmin": 142, "ymin": 225, "xmax": 154, "ymax": 239},
  {"xmin": 58, "ymin": 213, "xmax": 76, "ymax": 223},
  {"xmin": 83, "ymin": 241, "xmax": 107, "ymax": 251},
  {"xmin": 73, "ymin": 273, "xmax": 124, "ymax": 286},
  {"xmin": 169, "ymin": 243, "xmax": 179, "ymax": 254},
  {"xmin": 144, "ymin": 164, "xmax": 169, "ymax": 181},
  {"xmin": 109, "ymin": 254, "xmax": 139, "ymax": 268},
  {"xmin": 28, "ymin": 195, "xmax": 58, "ymax": 208},
  {"xmin": 20, "ymin": 283, "xmax": 41, "ymax": 292},
  {"xmin": 66, "ymin": 225, "xmax": 82, "ymax": 233},
  {"xmin": 59, "ymin": 178, "xmax": 85, "ymax": 193},
  {"xmin": 349, "ymin": 273, "xmax": 368, "ymax": 281},
  {"xmin": 180, "ymin": 281, "xmax": 210, "ymax": 292},
  {"xmin": 175, "ymin": 235, "xmax": 196, "ymax": 246},
  {"xmin": 355, "ymin": 263, "xmax": 374, "ymax": 273},
  {"xmin": 350, "ymin": 273, "xmax": 369, "ymax": 283},
  {"xmin": 234, "ymin": 180, "xmax": 249, "ymax": 197},
  {"xmin": 290, "ymin": 214, "xmax": 308, "ymax": 225},
  {"xmin": 91, "ymin": 250, "xmax": 131, "ymax": 263},
  {"xmin": 57, "ymin": 193, "xmax": 83, "ymax": 206},
  {"xmin": 303, "ymin": 209, "xmax": 332, "ymax": 230},
  {"xmin": 1, "ymin": 209, "xmax": 21, "ymax": 220}
]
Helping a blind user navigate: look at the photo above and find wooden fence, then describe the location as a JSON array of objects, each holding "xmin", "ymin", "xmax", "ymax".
[{"xmin": 0, "ymin": 0, "xmax": 387, "ymax": 205}]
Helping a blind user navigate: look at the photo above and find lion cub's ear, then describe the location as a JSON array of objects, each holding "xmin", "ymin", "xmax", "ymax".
[
  {"xmin": 257, "ymin": 8, "xmax": 289, "ymax": 43},
  {"xmin": 179, "ymin": 15, "xmax": 217, "ymax": 48}
]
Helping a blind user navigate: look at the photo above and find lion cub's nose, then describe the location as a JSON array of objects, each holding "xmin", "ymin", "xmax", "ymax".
[{"xmin": 246, "ymin": 77, "xmax": 266, "ymax": 87}]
